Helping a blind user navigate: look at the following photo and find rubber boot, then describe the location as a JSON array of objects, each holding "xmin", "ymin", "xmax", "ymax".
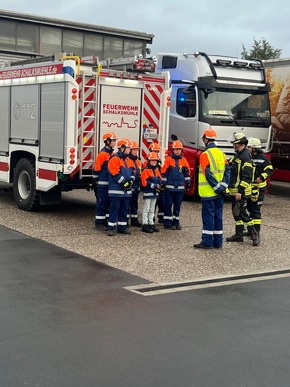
[
  {"xmin": 226, "ymin": 225, "xmax": 244, "ymax": 242},
  {"xmin": 253, "ymin": 231, "xmax": 260, "ymax": 246},
  {"xmin": 243, "ymin": 226, "xmax": 251, "ymax": 237},
  {"xmin": 252, "ymin": 225, "xmax": 260, "ymax": 246},
  {"xmin": 226, "ymin": 234, "xmax": 244, "ymax": 242},
  {"xmin": 248, "ymin": 226, "xmax": 259, "ymax": 246}
]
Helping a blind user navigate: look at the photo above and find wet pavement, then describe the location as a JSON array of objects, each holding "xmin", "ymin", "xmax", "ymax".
[{"xmin": 1, "ymin": 224, "xmax": 290, "ymax": 386}]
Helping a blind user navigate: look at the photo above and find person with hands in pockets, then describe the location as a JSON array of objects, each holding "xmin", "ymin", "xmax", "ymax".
[
  {"xmin": 107, "ymin": 138, "xmax": 135, "ymax": 236},
  {"xmin": 141, "ymin": 152, "xmax": 163, "ymax": 233},
  {"xmin": 161, "ymin": 140, "xmax": 191, "ymax": 230},
  {"xmin": 193, "ymin": 129, "xmax": 230, "ymax": 249}
]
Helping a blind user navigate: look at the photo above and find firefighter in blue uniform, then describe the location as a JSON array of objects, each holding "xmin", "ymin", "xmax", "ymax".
[
  {"xmin": 107, "ymin": 138, "xmax": 135, "ymax": 236},
  {"xmin": 193, "ymin": 129, "xmax": 230, "ymax": 249},
  {"xmin": 93, "ymin": 132, "xmax": 117, "ymax": 230}
]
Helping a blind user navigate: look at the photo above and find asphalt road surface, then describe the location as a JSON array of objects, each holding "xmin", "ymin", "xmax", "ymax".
[{"xmin": 0, "ymin": 181, "xmax": 290, "ymax": 386}]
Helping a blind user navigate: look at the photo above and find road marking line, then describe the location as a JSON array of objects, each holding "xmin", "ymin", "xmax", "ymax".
[{"xmin": 124, "ymin": 268, "xmax": 290, "ymax": 296}]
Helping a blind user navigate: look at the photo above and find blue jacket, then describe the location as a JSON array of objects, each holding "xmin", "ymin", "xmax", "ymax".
[
  {"xmin": 108, "ymin": 151, "xmax": 135, "ymax": 198},
  {"xmin": 161, "ymin": 153, "xmax": 191, "ymax": 191},
  {"xmin": 141, "ymin": 165, "xmax": 162, "ymax": 199}
]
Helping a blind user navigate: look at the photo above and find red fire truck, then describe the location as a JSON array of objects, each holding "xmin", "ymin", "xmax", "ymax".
[{"xmin": 0, "ymin": 55, "xmax": 170, "ymax": 210}]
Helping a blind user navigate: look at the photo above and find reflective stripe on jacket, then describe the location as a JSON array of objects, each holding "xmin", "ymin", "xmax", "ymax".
[
  {"xmin": 198, "ymin": 147, "xmax": 227, "ymax": 198},
  {"xmin": 252, "ymin": 150, "xmax": 273, "ymax": 190},
  {"xmin": 141, "ymin": 166, "xmax": 162, "ymax": 199},
  {"xmin": 228, "ymin": 147, "xmax": 254, "ymax": 197},
  {"xmin": 93, "ymin": 147, "xmax": 113, "ymax": 186},
  {"xmin": 161, "ymin": 154, "xmax": 190, "ymax": 191},
  {"xmin": 108, "ymin": 152, "xmax": 135, "ymax": 197}
]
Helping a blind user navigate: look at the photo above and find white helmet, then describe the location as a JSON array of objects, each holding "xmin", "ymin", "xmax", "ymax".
[{"xmin": 247, "ymin": 137, "xmax": 262, "ymax": 149}]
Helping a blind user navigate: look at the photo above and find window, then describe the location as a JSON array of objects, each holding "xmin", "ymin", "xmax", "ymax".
[
  {"xmin": 63, "ymin": 30, "xmax": 83, "ymax": 56},
  {"xmin": 0, "ymin": 20, "xmax": 16, "ymax": 50},
  {"xmin": 176, "ymin": 88, "xmax": 196, "ymax": 118},
  {"xmin": 104, "ymin": 36, "xmax": 123, "ymax": 59},
  {"xmin": 200, "ymin": 88, "xmax": 270, "ymax": 127},
  {"xmin": 84, "ymin": 34, "xmax": 103, "ymax": 57},
  {"xmin": 124, "ymin": 40, "xmax": 144, "ymax": 56},
  {"xmin": 40, "ymin": 27, "xmax": 62, "ymax": 56},
  {"xmin": 17, "ymin": 23, "xmax": 38, "ymax": 53}
]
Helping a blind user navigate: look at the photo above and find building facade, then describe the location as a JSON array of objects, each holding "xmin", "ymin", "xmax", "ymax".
[{"xmin": 0, "ymin": 9, "xmax": 154, "ymax": 64}]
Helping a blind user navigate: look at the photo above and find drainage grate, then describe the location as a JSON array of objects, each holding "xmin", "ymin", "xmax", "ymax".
[{"xmin": 124, "ymin": 268, "xmax": 290, "ymax": 296}]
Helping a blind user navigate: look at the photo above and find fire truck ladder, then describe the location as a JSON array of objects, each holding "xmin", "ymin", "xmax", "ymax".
[
  {"xmin": 79, "ymin": 73, "xmax": 97, "ymax": 179},
  {"xmin": 99, "ymin": 55, "xmax": 156, "ymax": 72}
]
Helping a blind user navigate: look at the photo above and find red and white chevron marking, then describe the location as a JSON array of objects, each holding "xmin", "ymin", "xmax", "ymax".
[
  {"xmin": 142, "ymin": 82, "xmax": 164, "ymax": 161},
  {"xmin": 75, "ymin": 76, "xmax": 96, "ymax": 173}
]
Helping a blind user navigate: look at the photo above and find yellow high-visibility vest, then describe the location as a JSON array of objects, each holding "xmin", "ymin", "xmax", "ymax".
[{"xmin": 198, "ymin": 148, "xmax": 226, "ymax": 198}]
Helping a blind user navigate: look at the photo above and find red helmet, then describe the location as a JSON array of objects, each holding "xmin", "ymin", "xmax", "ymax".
[
  {"xmin": 117, "ymin": 138, "xmax": 132, "ymax": 148},
  {"xmin": 202, "ymin": 128, "xmax": 217, "ymax": 140},
  {"xmin": 130, "ymin": 141, "xmax": 140, "ymax": 149},
  {"xmin": 172, "ymin": 140, "xmax": 183, "ymax": 149},
  {"xmin": 149, "ymin": 142, "xmax": 160, "ymax": 151},
  {"xmin": 103, "ymin": 132, "xmax": 118, "ymax": 142},
  {"xmin": 147, "ymin": 152, "xmax": 159, "ymax": 161}
]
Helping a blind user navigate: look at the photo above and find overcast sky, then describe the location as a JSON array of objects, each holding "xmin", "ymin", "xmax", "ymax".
[{"xmin": 1, "ymin": 0, "xmax": 289, "ymax": 58}]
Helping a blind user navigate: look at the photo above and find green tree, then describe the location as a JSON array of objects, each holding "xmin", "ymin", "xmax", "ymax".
[{"xmin": 241, "ymin": 37, "xmax": 282, "ymax": 60}]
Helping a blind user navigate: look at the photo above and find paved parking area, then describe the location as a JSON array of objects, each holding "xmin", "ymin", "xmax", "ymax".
[
  {"xmin": 1, "ymin": 223, "xmax": 290, "ymax": 387},
  {"xmin": 0, "ymin": 181, "xmax": 289, "ymax": 284}
]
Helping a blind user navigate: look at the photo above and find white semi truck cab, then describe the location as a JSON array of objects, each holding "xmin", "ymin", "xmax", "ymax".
[{"xmin": 155, "ymin": 51, "xmax": 272, "ymax": 194}]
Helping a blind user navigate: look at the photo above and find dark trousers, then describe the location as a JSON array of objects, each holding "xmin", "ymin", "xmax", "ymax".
[
  {"xmin": 129, "ymin": 189, "xmax": 139, "ymax": 224},
  {"xmin": 163, "ymin": 190, "xmax": 184, "ymax": 227},
  {"xmin": 201, "ymin": 196, "xmax": 224, "ymax": 247},
  {"xmin": 231, "ymin": 197, "xmax": 255, "ymax": 235},
  {"xmin": 95, "ymin": 187, "xmax": 109, "ymax": 226},
  {"xmin": 157, "ymin": 190, "xmax": 165, "ymax": 221},
  {"xmin": 247, "ymin": 190, "xmax": 265, "ymax": 232},
  {"xmin": 108, "ymin": 196, "xmax": 131, "ymax": 231}
]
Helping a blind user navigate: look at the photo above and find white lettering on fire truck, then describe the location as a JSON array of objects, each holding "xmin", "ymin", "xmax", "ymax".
[{"xmin": 0, "ymin": 64, "xmax": 63, "ymax": 80}]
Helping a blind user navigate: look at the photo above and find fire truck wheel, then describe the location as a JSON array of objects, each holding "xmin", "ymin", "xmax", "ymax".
[{"xmin": 13, "ymin": 158, "xmax": 40, "ymax": 211}]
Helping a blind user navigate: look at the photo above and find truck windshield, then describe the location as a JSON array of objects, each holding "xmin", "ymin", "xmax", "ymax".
[{"xmin": 200, "ymin": 89, "xmax": 270, "ymax": 127}]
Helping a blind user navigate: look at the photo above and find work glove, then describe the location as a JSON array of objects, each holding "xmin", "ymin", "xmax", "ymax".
[
  {"xmin": 122, "ymin": 179, "xmax": 133, "ymax": 191},
  {"xmin": 185, "ymin": 182, "xmax": 191, "ymax": 192},
  {"xmin": 250, "ymin": 188, "xmax": 259, "ymax": 202}
]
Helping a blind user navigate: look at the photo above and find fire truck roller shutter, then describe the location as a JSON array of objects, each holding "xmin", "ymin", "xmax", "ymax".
[{"xmin": 0, "ymin": 87, "xmax": 9, "ymax": 153}]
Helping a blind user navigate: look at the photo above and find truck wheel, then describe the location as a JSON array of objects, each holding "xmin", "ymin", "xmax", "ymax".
[{"xmin": 13, "ymin": 158, "xmax": 40, "ymax": 211}]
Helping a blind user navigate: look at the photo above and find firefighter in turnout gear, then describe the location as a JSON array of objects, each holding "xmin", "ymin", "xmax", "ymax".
[
  {"xmin": 107, "ymin": 138, "xmax": 135, "ymax": 236},
  {"xmin": 193, "ymin": 129, "xmax": 230, "ymax": 249},
  {"xmin": 161, "ymin": 140, "xmax": 191, "ymax": 230},
  {"xmin": 226, "ymin": 133, "xmax": 259, "ymax": 245},
  {"xmin": 93, "ymin": 132, "xmax": 117, "ymax": 230},
  {"xmin": 128, "ymin": 141, "xmax": 142, "ymax": 227},
  {"xmin": 246, "ymin": 137, "xmax": 273, "ymax": 245}
]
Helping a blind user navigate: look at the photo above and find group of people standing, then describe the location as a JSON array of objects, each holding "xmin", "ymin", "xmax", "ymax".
[
  {"xmin": 194, "ymin": 129, "xmax": 273, "ymax": 249},
  {"xmin": 93, "ymin": 129, "xmax": 273, "ymax": 246},
  {"xmin": 93, "ymin": 132, "xmax": 190, "ymax": 236}
]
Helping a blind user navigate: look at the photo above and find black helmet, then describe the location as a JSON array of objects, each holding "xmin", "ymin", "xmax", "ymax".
[{"xmin": 231, "ymin": 132, "xmax": 248, "ymax": 145}]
